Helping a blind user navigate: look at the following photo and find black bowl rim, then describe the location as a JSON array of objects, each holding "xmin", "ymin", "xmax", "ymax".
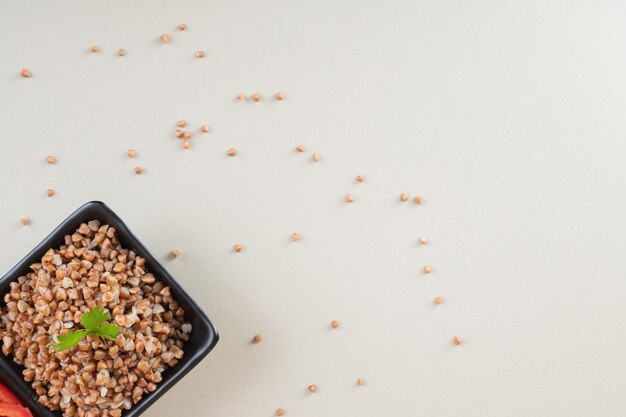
[{"xmin": 0, "ymin": 201, "xmax": 219, "ymax": 417}]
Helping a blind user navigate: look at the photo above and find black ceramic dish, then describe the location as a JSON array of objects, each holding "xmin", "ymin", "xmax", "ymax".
[{"xmin": 0, "ymin": 201, "xmax": 219, "ymax": 417}]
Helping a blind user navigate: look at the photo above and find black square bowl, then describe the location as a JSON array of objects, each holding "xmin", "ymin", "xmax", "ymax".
[{"xmin": 0, "ymin": 201, "xmax": 219, "ymax": 417}]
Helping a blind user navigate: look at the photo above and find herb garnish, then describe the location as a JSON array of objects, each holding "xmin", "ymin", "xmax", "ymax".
[{"xmin": 49, "ymin": 307, "xmax": 120, "ymax": 352}]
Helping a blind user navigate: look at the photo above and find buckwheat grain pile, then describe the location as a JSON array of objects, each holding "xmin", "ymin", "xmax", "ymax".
[{"xmin": 0, "ymin": 220, "xmax": 192, "ymax": 417}]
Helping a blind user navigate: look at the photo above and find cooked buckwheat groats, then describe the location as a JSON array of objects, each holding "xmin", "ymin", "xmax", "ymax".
[{"xmin": 0, "ymin": 220, "xmax": 192, "ymax": 417}]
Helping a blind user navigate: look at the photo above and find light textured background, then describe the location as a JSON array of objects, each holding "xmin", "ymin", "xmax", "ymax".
[{"xmin": 1, "ymin": 1, "xmax": 626, "ymax": 416}]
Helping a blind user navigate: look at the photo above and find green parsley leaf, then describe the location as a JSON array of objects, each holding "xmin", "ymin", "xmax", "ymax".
[
  {"xmin": 50, "ymin": 307, "xmax": 120, "ymax": 352},
  {"xmin": 81, "ymin": 307, "xmax": 110, "ymax": 330},
  {"xmin": 94, "ymin": 324, "xmax": 120, "ymax": 341},
  {"xmin": 50, "ymin": 329, "xmax": 88, "ymax": 351}
]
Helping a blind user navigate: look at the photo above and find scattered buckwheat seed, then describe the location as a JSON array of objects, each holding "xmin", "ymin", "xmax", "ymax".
[
  {"xmin": 90, "ymin": 46, "xmax": 100, "ymax": 53},
  {"xmin": 195, "ymin": 50, "xmax": 205, "ymax": 58},
  {"xmin": 227, "ymin": 148, "xmax": 237, "ymax": 157},
  {"xmin": 176, "ymin": 120, "xmax": 186, "ymax": 128},
  {"xmin": 295, "ymin": 145, "xmax": 304, "ymax": 152},
  {"xmin": 134, "ymin": 166, "xmax": 144, "ymax": 175},
  {"xmin": 200, "ymin": 124, "xmax": 210, "ymax": 133},
  {"xmin": 453, "ymin": 336, "xmax": 463, "ymax": 346},
  {"xmin": 291, "ymin": 233, "xmax": 301, "ymax": 242},
  {"xmin": 175, "ymin": 129, "xmax": 183, "ymax": 138},
  {"xmin": 127, "ymin": 149, "xmax": 136, "ymax": 158},
  {"xmin": 252, "ymin": 334, "xmax": 263, "ymax": 344},
  {"xmin": 357, "ymin": 378, "xmax": 365, "ymax": 386},
  {"xmin": 183, "ymin": 139, "xmax": 191, "ymax": 149},
  {"xmin": 356, "ymin": 175, "xmax": 364, "ymax": 183},
  {"xmin": 414, "ymin": 196, "xmax": 423, "ymax": 205},
  {"xmin": 178, "ymin": 23, "xmax": 187, "ymax": 31},
  {"xmin": 233, "ymin": 244, "xmax": 244, "ymax": 253},
  {"xmin": 236, "ymin": 93, "xmax": 246, "ymax": 101},
  {"xmin": 419, "ymin": 237, "xmax": 427, "ymax": 245},
  {"xmin": 275, "ymin": 408, "xmax": 285, "ymax": 416},
  {"xmin": 118, "ymin": 48, "xmax": 126, "ymax": 56},
  {"xmin": 345, "ymin": 193, "xmax": 354, "ymax": 203},
  {"xmin": 160, "ymin": 34, "xmax": 170, "ymax": 43},
  {"xmin": 46, "ymin": 189, "xmax": 55, "ymax": 197},
  {"xmin": 274, "ymin": 92, "xmax": 285, "ymax": 100},
  {"xmin": 46, "ymin": 155, "xmax": 57, "ymax": 164},
  {"xmin": 330, "ymin": 320, "xmax": 340, "ymax": 329},
  {"xmin": 182, "ymin": 131, "xmax": 191, "ymax": 140},
  {"xmin": 20, "ymin": 218, "xmax": 30, "ymax": 226},
  {"xmin": 171, "ymin": 249, "xmax": 181, "ymax": 258},
  {"xmin": 20, "ymin": 69, "xmax": 32, "ymax": 78},
  {"xmin": 423, "ymin": 265, "xmax": 432, "ymax": 274},
  {"xmin": 400, "ymin": 193, "xmax": 408, "ymax": 202},
  {"xmin": 312, "ymin": 152, "xmax": 320, "ymax": 162},
  {"xmin": 434, "ymin": 296, "xmax": 443, "ymax": 305},
  {"xmin": 251, "ymin": 93, "xmax": 262, "ymax": 102},
  {"xmin": 307, "ymin": 385, "xmax": 317, "ymax": 393}
]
